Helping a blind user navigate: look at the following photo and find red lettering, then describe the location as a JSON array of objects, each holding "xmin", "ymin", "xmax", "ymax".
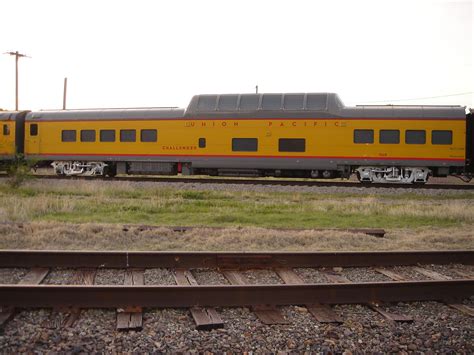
[
  {"xmin": 292, "ymin": 122, "xmax": 297, "ymax": 127},
  {"xmin": 234, "ymin": 122, "xmax": 239, "ymax": 126},
  {"xmin": 222, "ymin": 122, "xmax": 227, "ymax": 127},
  {"xmin": 280, "ymin": 122, "xmax": 285, "ymax": 127}
]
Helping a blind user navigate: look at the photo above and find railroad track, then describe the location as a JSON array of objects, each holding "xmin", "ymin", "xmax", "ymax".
[
  {"xmin": 1, "ymin": 250, "xmax": 473, "ymax": 331},
  {"xmin": 2, "ymin": 173, "xmax": 474, "ymax": 190}
]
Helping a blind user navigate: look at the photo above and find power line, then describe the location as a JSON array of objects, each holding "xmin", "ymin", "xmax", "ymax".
[{"xmin": 356, "ymin": 92, "xmax": 473, "ymax": 104}]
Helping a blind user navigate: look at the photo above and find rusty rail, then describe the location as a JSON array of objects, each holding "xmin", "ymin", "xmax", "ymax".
[
  {"xmin": 2, "ymin": 174, "xmax": 473, "ymax": 190},
  {"xmin": 0, "ymin": 250, "xmax": 472, "ymax": 269},
  {"xmin": 0, "ymin": 280, "xmax": 472, "ymax": 308}
]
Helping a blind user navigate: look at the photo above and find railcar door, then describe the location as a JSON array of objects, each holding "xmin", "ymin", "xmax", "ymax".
[{"xmin": 27, "ymin": 121, "xmax": 40, "ymax": 156}]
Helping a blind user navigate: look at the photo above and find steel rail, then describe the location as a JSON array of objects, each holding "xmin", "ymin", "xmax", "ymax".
[
  {"xmin": 2, "ymin": 174, "xmax": 473, "ymax": 190},
  {"xmin": 0, "ymin": 280, "xmax": 472, "ymax": 308},
  {"xmin": 1, "ymin": 250, "xmax": 472, "ymax": 269}
]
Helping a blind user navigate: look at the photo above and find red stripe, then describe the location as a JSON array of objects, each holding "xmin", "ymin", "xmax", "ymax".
[
  {"xmin": 27, "ymin": 153, "xmax": 465, "ymax": 162},
  {"xmin": 27, "ymin": 117, "xmax": 465, "ymax": 123}
]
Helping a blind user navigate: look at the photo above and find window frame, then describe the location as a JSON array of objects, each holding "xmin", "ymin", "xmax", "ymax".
[
  {"xmin": 61, "ymin": 130, "xmax": 77, "ymax": 142},
  {"xmin": 405, "ymin": 130, "xmax": 426, "ymax": 144},
  {"xmin": 231, "ymin": 138, "xmax": 258, "ymax": 152},
  {"xmin": 80, "ymin": 129, "xmax": 96, "ymax": 142},
  {"xmin": 100, "ymin": 129, "xmax": 116, "ymax": 142},
  {"xmin": 353, "ymin": 129, "xmax": 374, "ymax": 144},
  {"xmin": 431, "ymin": 130, "xmax": 452, "ymax": 145},
  {"xmin": 198, "ymin": 138, "xmax": 206, "ymax": 148},
  {"xmin": 278, "ymin": 138, "xmax": 306, "ymax": 152},
  {"xmin": 140, "ymin": 129, "xmax": 157, "ymax": 142},
  {"xmin": 3, "ymin": 124, "xmax": 10, "ymax": 136},
  {"xmin": 30, "ymin": 123, "xmax": 38, "ymax": 136},
  {"xmin": 379, "ymin": 129, "xmax": 400, "ymax": 144},
  {"xmin": 120, "ymin": 129, "xmax": 136, "ymax": 142}
]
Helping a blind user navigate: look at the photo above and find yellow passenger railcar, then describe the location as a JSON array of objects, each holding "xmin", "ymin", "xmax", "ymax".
[
  {"xmin": 24, "ymin": 93, "xmax": 471, "ymax": 183},
  {"xmin": 0, "ymin": 111, "xmax": 26, "ymax": 168}
]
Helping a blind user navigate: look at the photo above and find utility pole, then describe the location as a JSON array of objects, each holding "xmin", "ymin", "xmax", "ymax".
[
  {"xmin": 63, "ymin": 77, "xmax": 68, "ymax": 110},
  {"xmin": 4, "ymin": 51, "xmax": 30, "ymax": 110}
]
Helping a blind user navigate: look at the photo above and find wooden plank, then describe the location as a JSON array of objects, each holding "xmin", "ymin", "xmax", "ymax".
[
  {"xmin": 18, "ymin": 268, "xmax": 49, "ymax": 285},
  {"xmin": 322, "ymin": 271, "xmax": 351, "ymax": 284},
  {"xmin": 447, "ymin": 303, "xmax": 474, "ymax": 317},
  {"xmin": 117, "ymin": 269, "xmax": 144, "ymax": 330},
  {"xmin": 45, "ymin": 269, "xmax": 96, "ymax": 329},
  {"xmin": 275, "ymin": 268, "xmax": 305, "ymax": 284},
  {"xmin": 413, "ymin": 267, "xmax": 452, "ymax": 281},
  {"xmin": 173, "ymin": 269, "xmax": 224, "ymax": 330},
  {"xmin": 368, "ymin": 303, "xmax": 413, "ymax": 322},
  {"xmin": 374, "ymin": 268, "xmax": 407, "ymax": 281},
  {"xmin": 222, "ymin": 270, "xmax": 288, "ymax": 325},
  {"xmin": 306, "ymin": 303, "xmax": 343, "ymax": 323},
  {"xmin": 453, "ymin": 270, "xmax": 474, "ymax": 279},
  {"xmin": 275, "ymin": 268, "xmax": 342, "ymax": 323},
  {"xmin": 1, "ymin": 268, "xmax": 49, "ymax": 329},
  {"xmin": 323, "ymin": 270, "xmax": 412, "ymax": 323},
  {"xmin": 409, "ymin": 268, "xmax": 473, "ymax": 316}
]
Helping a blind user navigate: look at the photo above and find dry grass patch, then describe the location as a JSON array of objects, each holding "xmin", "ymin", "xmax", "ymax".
[{"xmin": 0, "ymin": 222, "xmax": 472, "ymax": 251}]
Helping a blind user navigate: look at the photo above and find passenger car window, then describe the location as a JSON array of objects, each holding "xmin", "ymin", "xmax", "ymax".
[
  {"xmin": 239, "ymin": 95, "xmax": 260, "ymax": 111},
  {"xmin": 100, "ymin": 130, "xmax": 115, "ymax": 142},
  {"xmin": 306, "ymin": 94, "xmax": 327, "ymax": 110},
  {"xmin": 261, "ymin": 94, "xmax": 282, "ymax": 110},
  {"xmin": 197, "ymin": 96, "xmax": 217, "ymax": 112},
  {"xmin": 379, "ymin": 130, "xmax": 400, "ymax": 144},
  {"xmin": 3, "ymin": 124, "xmax": 10, "ymax": 135},
  {"xmin": 354, "ymin": 129, "xmax": 374, "ymax": 144},
  {"xmin": 405, "ymin": 130, "xmax": 426, "ymax": 144},
  {"xmin": 62, "ymin": 130, "xmax": 76, "ymax": 142},
  {"xmin": 141, "ymin": 129, "xmax": 157, "ymax": 142},
  {"xmin": 432, "ymin": 130, "xmax": 452, "ymax": 145},
  {"xmin": 232, "ymin": 138, "xmax": 258, "ymax": 152},
  {"xmin": 199, "ymin": 138, "xmax": 206, "ymax": 148},
  {"xmin": 283, "ymin": 94, "xmax": 305, "ymax": 110},
  {"xmin": 80, "ymin": 130, "xmax": 96, "ymax": 142},
  {"xmin": 30, "ymin": 124, "xmax": 38, "ymax": 136},
  {"xmin": 279, "ymin": 138, "xmax": 306, "ymax": 152},
  {"xmin": 218, "ymin": 95, "xmax": 238, "ymax": 111},
  {"xmin": 120, "ymin": 130, "xmax": 136, "ymax": 142}
]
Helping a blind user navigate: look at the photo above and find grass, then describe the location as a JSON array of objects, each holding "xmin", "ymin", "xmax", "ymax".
[
  {"xmin": 0, "ymin": 180, "xmax": 474, "ymax": 229},
  {"xmin": 0, "ymin": 222, "xmax": 472, "ymax": 251}
]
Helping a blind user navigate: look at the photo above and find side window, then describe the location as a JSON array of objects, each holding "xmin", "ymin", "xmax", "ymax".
[
  {"xmin": 379, "ymin": 130, "xmax": 400, "ymax": 144},
  {"xmin": 239, "ymin": 95, "xmax": 260, "ymax": 111},
  {"xmin": 432, "ymin": 130, "xmax": 452, "ymax": 145},
  {"xmin": 218, "ymin": 95, "xmax": 238, "ymax": 111},
  {"xmin": 62, "ymin": 130, "xmax": 76, "ymax": 142},
  {"xmin": 232, "ymin": 138, "xmax": 258, "ymax": 152},
  {"xmin": 279, "ymin": 138, "xmax": 305, "ymax": 152},
  {"xmin": 198, "ymin": 138, "xmax": 206, "ymax": 148},
  {"xmin": 100, "ymin": 130, "xmax": 115, "ymax": 142},
  {"xmin": 354, "ymin": 129, "xmax": 374, "ymax": 144},
  {"xmin": 141, "ymin": 129, "xmax": 157, "ymax": 142},
  {"xmin": 120, "ymin": 129, "xmax": 136, "ymax": 142},
  {"xmin": 405, "ymin": 130, "xmax": 426, "ymax": 144},
  {"xmin": 261, "ymin": 94, "xmax": 282, "ymax": 110},
  {"xmin": 3, "ymin": 124, "xmax": 10, "ymax": 135},
  {"xmin": 30, "ymin": 123, "xmax": 38, "ymax": 136},
  {"xmin": 80, "ymin": 130, "xmax": 96, "ymax": 142},
  {"xmin": 283, "ymin": 94, "xmax": 305, "ymax": 110}
]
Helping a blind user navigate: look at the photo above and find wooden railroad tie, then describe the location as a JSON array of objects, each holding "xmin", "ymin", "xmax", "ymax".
[
  {"xmin": 173, "ymin": 269, "xmax": 224, "ymax": 330},
  {"xmin": 116, "ymin": 269, "xmax": 145, "ymax": 330}
]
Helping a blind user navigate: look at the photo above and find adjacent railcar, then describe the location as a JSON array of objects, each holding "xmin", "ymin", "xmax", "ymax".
[
  {"xmin": 0, "ymin": 111, "xmax": 26, "ymax": 169},
  {"xmin": 23, "ymin": 93, "xmax": 472, "ymax": 183}
]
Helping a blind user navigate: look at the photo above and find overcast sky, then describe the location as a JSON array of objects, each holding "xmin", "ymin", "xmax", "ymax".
[{"xmin": 1, "ymin": 0, "xmax": 472, "ymax": 111}]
